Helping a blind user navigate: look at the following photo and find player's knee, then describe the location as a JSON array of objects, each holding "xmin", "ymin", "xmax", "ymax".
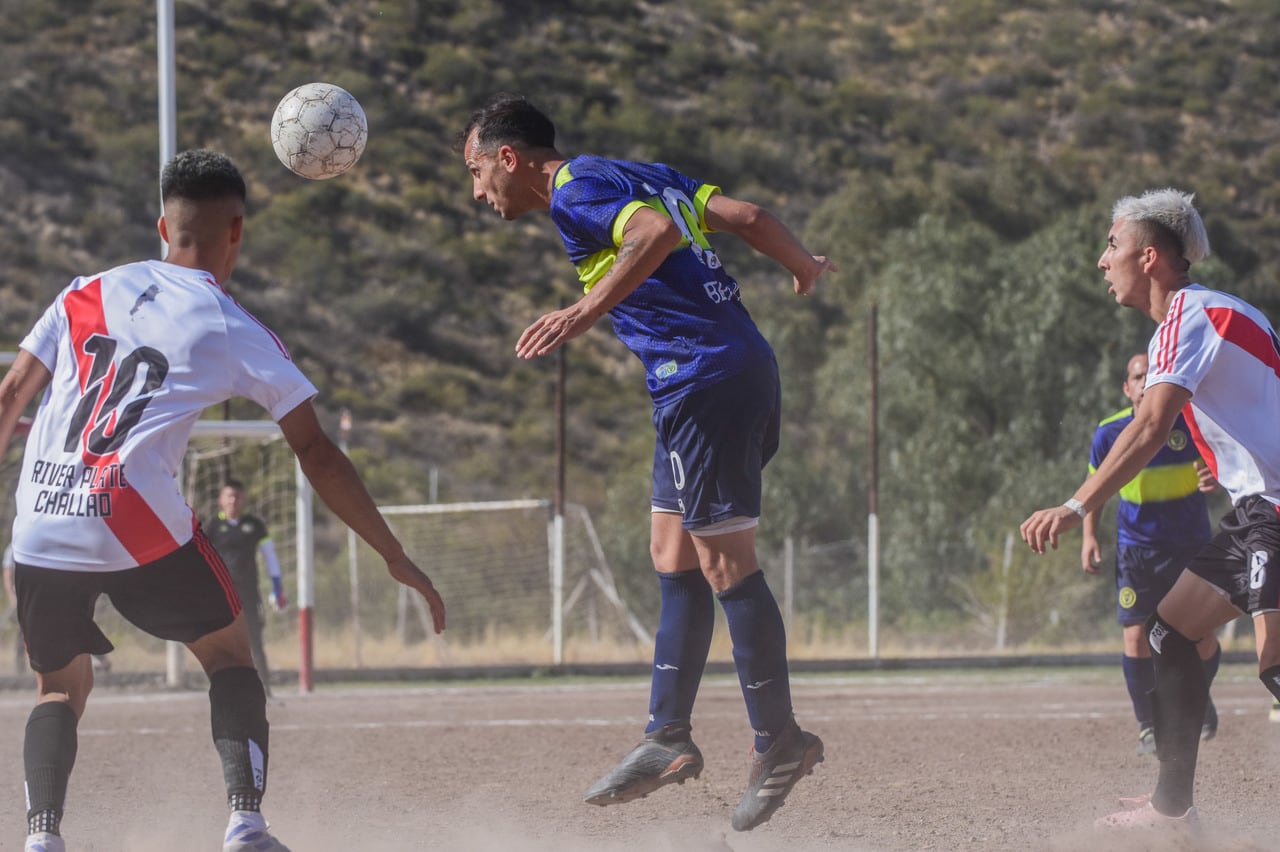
[{"xmin": 1145, "ymin": 613, "xmax": 1197, "ymax": 664}]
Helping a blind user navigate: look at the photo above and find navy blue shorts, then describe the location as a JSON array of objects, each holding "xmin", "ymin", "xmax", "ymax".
[
  {"xmin": 651, "ymin": 360, "xmax": 781, "ymax": 530},
  {"xmin": 1186, "ymin": 495, "xmax": 1280, "ymax": 616},
  {"xmin": 14, "ymin": 529, "xmax": 241, "ymax": 673},
  {"xmin": 1114, "ymin": 541, "xmax": 1203, "ymax": 626}
]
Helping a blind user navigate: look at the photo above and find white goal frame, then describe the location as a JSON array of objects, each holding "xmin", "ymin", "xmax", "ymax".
[
  {"xmin": 174, "ymin": 420, "xmax": 316, "ymax": 690},
  {"xmin": 374, "ymin": 499, "xmax": 651, "ymax": 665}
]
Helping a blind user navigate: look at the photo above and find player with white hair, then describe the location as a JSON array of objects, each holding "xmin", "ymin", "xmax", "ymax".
[
  {"xmin": 1110, "ymin": 188, "xmax": 1211, "ymax": 268},
  {"xmin": 1022, "ymin": 188, "xmax": 1280, "ymax": 833}
]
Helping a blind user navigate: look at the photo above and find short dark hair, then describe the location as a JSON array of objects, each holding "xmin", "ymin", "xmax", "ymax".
[
  {"xmin": 458, "ymin": 92, "xmax": 556, "ymax": 154},
  {"xmin": 161, "ymin": 149, "xmax": 246, "ymax": 204},
  {"xmin": 221, "ymin": 478, "xmax": 245, "ymax": 492}
]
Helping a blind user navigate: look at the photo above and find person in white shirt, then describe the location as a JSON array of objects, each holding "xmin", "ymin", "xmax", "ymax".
[
  {"xmin": 0, "ymin": 149, "xmax": 446, "ymax": 852},
  {"xmin": 1022, "ymin": 188, "xmax": 1280, "ymax": 834}
]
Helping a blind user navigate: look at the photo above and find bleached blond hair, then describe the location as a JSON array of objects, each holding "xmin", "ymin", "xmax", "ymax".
[{"xmin": 1112, "ymin": 188, "xmax": 1210, "ymax": 265}]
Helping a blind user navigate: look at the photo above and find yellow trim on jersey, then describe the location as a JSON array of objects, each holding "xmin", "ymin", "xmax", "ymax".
[
  {"xmin": 568, "ymin": 179, "xmax": 723, "ymax": 294},
  {"xmin": 693, "ymin": 184, "xmax": 719, "ymax": 231},
  {"xmin": 1086, "ymin": 462, "xmax": 1201, "ymax": 504},
  {"xmin": 575, "ymin": 249, "xmax": 618, "ymax": 291},
  {"xmin": 578, "ymin": 199, "xmax": 665, "ymax": 293}
]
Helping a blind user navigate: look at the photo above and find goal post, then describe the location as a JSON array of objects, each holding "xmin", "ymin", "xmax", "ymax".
[
  {"xmin": 177, "ymin": 420, "xmax": 313, "ymax": 690},
  {"xmin": 360, "ymin": 499, "xmax": 651, "ymax": 668}
]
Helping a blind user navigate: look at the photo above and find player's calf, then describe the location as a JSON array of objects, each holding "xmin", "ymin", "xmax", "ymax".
[
  {"xmin": 24, "ymin": 701, "xmax": 78, "ymax": 846},
  {"xmin": 1146, "ymin": 613, "xmax": 1207, "ymax": 816},
  {"xmin": 210, "ymin": 667, "xmax": 270, "ymax": 813}
]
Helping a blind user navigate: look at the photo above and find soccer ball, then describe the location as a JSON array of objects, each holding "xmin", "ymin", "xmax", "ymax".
[{"xmin": 270, "ymin": 82, "xmax": 368, "ymax": 180}]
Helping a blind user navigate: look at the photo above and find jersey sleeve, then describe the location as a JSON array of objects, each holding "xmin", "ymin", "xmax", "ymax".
[
  {"xmin": 221, "ymin": 300, "xmax": 318, "ymax": 421},
  {"xmin": 246, "ymin": 512, "xmax": 270, "ymax": 543},
  {"xmin": 19, "ymin": 286, "xmax": 72, "ymax": 372},
  {"xmin": 1088, "ymin": 425, "xmax": 1111, "ymax": 473},
  {"xmin": 1147, "ymin": 294, "xmax": 1218, "ymax": 396},
  {"xmin": 551, "ymin": 174, "xmax": 632, "ymax": 251}
]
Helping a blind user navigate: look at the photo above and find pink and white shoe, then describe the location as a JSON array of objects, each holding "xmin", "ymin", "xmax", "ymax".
[{"xmin": 1095, "ymin": 800, "xmax": 1200, "ymax": 832}]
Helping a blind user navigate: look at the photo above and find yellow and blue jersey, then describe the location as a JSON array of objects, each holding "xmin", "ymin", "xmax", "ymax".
[
  {"xmin": 549, "ymin": 155, "xmax": 773, "ymax": 406},
  {"xmin": 1089, "ymin": 407, "xmax": 1211, "ymax": 549}
]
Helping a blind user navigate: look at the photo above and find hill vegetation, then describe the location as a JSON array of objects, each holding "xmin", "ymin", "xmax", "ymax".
[{"xmin": 2, "ymin": 0, "xmax": 1278, "ymax": 642}]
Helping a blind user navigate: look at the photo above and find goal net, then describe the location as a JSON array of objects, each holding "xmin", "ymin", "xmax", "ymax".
[{"xmin": 335, "ymin": 500, "xmax": 651, "ymax": 668}]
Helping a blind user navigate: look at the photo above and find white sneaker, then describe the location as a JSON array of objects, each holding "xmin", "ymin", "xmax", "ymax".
[
  {"xmin": 223, "ymin": 810, "xmax": 291, "ymax": 852},
  {"xmin": 1095, "ymin": 800, "xmax": 1200, "ymax": 833},
  {"xmin": 24, "ymin": 832, "xmax": 65, "ymax": 852},
  {"xmin": 1270, "ymin": 700, "xmax": 1280, "ymax": 722}
]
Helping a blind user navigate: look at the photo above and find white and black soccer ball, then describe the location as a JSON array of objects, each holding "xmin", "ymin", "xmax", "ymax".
[{"xmin": 270, "ymin": 82, "xmax": 368, "ymax": 180}]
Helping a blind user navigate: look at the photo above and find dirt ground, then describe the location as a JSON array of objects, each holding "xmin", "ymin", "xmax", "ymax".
[{"xmin": 1, "ymin": 665, "xmax": 1277, "ymax": 852}]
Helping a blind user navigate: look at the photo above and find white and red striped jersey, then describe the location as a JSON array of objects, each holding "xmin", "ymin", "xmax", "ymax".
[
  {"xmin": 1147, "ymin": 283, "xmax": 1280, "ymax": 507},
  {"xmin": 11, "ymin": 260, "xmax": 316, "ymax": 571}
]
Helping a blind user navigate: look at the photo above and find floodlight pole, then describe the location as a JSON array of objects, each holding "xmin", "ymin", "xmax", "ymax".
[
  {"xmin": 551, "ymin": 342, "xmax": 566, "ymax": 665},
  {"xmin": 867, "ymin": 304, "xmax": 880, "ymax": 660},
  {"xmin": 157, "ymin": 0, "xmax": 175, "ymax": 255},
  {"xmin": 158, "ymin": 0, "xmax": 185, "ymax": 688}
]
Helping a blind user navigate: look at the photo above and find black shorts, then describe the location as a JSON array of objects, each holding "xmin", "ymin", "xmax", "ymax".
[
  {"xmin": 1187, "ymin": 495, "xmax": 1280, "ymax": 616},
  {"xmin": 14, "ymin": 529, "xmax": 242, "ymax": 673}
]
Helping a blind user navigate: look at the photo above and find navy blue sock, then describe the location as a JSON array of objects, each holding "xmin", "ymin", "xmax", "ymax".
[
  {"xmin": 718, "ymin": 570, "xmax": 792, "ymax": 753},
  {"xmin": 645, "ymin": 569, "xmax": 715, "ymax": 734},
  {"xmin": 1122, "ymin": 654, "xmax": 1155, "ymax": 728}
]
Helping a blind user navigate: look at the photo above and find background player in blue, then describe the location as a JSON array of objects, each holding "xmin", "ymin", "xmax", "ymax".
[
  {"xmin": 1081, "ymin": 353, "xmax": 1222, "ymax": 756},
  {"xmin": 460, "ymin": 93, "xmax": 835, "ymax": 832}
]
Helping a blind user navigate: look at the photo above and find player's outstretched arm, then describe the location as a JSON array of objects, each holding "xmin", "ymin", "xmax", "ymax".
[
  {"xmin": 516, "ymin": 207, "xmax": 682, "ymax": 359},
  {"xmin": 1022, "ymin": 382, "xmax": 1191, "ymax": 555},
  {"xmin": 277, "ymin": 401, "xmax": 446, "ymax": 633},
  {"xmin": 702, "ymin": 194, "xmax": 836, "ymax": 295}
]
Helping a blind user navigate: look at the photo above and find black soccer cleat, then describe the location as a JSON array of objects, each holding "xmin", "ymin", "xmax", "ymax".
[
  {"xmin": 731, "ymin": 718, "xmax": 824, "ymax": 832},
  {"xmin": 583, "ymin": 723, "xmax": 704, "ymax": 806}
]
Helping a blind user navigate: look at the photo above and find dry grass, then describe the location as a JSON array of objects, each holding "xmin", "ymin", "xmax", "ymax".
[{"xmin": 7, "ymin": 616, "xmax": 1262, "ymax": 678}]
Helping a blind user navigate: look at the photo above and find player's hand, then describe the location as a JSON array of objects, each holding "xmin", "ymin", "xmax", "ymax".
[
  {"xmin": 1020, "ymin": 505, "xmax": 1082, "ymax": 554},
  {"xmin": 269, "ymin": 578, "xmax": 288, "ymax": 611},
  {"xmin": 515, "ymin": 304, "xmax": 595, "ymax": 359},
  {"xmin": 386, "ymin": 554, "xmax": 446, "ymax": 634},
  {"xmin": 1195, "ymin": 460, "xmax": 1218, "ymax": 493},
  {"xmin": 794, "ymin": 256, "xmax": 837, "ymax": 296},
  {"xmin": 1080, "ymin": 536, "xmax": 1102, "ymax": 575}
]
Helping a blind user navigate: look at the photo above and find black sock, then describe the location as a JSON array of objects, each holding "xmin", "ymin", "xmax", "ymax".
[
  {"xmin": 1147, "ymin": 614, "xmax": 1206, "ymax": 816},
  {"xmin": 24, "ymin": 701, "xmax": 79, "ymax": 836},
  {"xmin": 209, "ymin": 666, "xmax": 270, "ymax": 812}
]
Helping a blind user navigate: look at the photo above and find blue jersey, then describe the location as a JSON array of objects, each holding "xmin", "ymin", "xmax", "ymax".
[
  {"xmin": 549, "ymin": 155, "xmax": 773, "ymax": 406},
  {"xmin": 1088, "ymin": 408, "xmax": 1212, "ymax": 549}
]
